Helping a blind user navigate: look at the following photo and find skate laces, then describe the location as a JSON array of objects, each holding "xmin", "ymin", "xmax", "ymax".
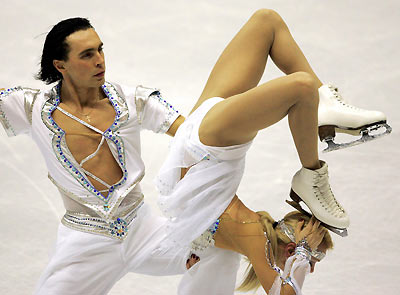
[
  {"xmin": 313, "ymin": 170, "xmax": 346, "ymax": 217},
  {"xmin": 327, "ymin": 84, "xmax": 362, "ymax": 111}
]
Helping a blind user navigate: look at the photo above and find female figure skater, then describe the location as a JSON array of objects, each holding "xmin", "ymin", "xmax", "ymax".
[
  {"xmin": 211, "ymin": 198, "xmax": 332, "ymax": 293},
  {"xmin": 155, "ymin": 9, "xmax": 371, "ymax": 293}
]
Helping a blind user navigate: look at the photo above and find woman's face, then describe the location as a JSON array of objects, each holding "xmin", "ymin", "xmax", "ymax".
[{"xmin": 309, "ymin": 243, "xmax": 328, "ymax": 273}]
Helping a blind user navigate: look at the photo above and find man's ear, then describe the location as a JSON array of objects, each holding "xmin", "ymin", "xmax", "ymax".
[
  {"xmin": 285, "ymin": 242, "xmax": 296, "ymax": 258},
  {"xmin": 53, "ymin": 60, "xmax": 66, "ymax": 73}
]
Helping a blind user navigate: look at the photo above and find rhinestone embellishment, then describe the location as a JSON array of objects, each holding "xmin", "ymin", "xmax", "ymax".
[{"xmin": 109, "ymin": 217, "xmax": 128, "ymax": 237}]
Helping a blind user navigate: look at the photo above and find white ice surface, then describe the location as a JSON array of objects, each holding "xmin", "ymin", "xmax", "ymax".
[{"xmin": 0, "ymin": 0, "xmax": 399, "ymax": 294}]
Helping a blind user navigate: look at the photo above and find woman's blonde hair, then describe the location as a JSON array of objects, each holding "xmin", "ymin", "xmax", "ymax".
[{"xmin": 237, "ymin": 211, "xmax": 333, "ymax": 292}]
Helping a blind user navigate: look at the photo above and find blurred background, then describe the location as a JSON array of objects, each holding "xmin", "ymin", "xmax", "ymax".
[{"xmin": 0, "ymin": 0, "xmax": 399, "ymax": 294}]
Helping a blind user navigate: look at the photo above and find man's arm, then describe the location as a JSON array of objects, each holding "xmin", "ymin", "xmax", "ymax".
[
  {"xmin": 166, "ymin": 115, "xmax": 185, "ymax": 137},
  {"xmin": 0, "ymin": 86, "xmax": 37, "ymax": 137}
]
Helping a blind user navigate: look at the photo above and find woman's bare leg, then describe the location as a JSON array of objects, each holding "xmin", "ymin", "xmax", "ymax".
[
  {"xmin": 200, "ymin": 72, "xmax": 320, "ymax": 169},
  {"xmin": 191, "ymin": 9, "xmax": 322, "ymax": 114}
]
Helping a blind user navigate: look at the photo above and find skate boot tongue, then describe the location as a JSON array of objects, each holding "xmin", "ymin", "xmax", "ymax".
[
  {"xmin": 327, "ymin": 84, "xmax": 342, "ymax": 100},
  {"xmin": 326, "ymin": 84, "xmax": 360, "ymax": 110},
  {"xmin": 314, "ymin": 168, "xmax": 346, "ymax": 218}
]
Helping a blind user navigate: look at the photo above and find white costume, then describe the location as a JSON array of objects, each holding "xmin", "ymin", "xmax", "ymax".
[
  {"xmin": 0, "ymin": 83, "xmax": 240, "ymax": 295},
  {"xmin": 157, "ymin": 97, "xmax": 252, "ymax": 251},
  {"xmin": 157, "ymin": 97, "xmax": 311, "ymax": 294}
]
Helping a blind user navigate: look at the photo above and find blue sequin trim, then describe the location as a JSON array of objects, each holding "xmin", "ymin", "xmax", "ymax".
[
  {"xmin": 62, "ymin": 200, "xmax": 143, "ymax": 240},
  {"xmin": 154, "ymin": 92, "xmax": 179, "ymax": 114},
  {"xmin": 209, "ymin": 219, "xmax": 220, "ymax": 234},
  {"xmin": 0, "ymin": 87, "xmax": 23, "ymax": 97},
  {"xmin": 152, "ymin": 92, "xmax": 180, "ymax": 133}
]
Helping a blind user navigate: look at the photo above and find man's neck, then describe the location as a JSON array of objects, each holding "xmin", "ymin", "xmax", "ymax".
[{"xmin": 59, "ymin": 79, "xmax": 103, "ymax": 108}]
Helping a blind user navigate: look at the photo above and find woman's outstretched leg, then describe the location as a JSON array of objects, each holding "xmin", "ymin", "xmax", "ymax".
[
  {"xmin": 192, "ymin": 9, "xmax": 322, "ymax": 113},
  {"xmin": 200, "ymin": 72, "xmax": 320, "ymax": 169}
]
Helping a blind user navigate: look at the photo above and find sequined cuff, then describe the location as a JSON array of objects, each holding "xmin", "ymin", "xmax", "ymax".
[
  {"xmin": 191, "ymin": 219, "xmax": 220, "ymax": 251},
  {"xmin": 295, "ymin": 246, "xmax": 312, "ymax": 261},
  {"xmin": 135, "ymin": 85, "xmax": 180, "ymax": 134},
  {"xmin": 151, "ymin": 92, "xmax": 180, "ymax": 134}
]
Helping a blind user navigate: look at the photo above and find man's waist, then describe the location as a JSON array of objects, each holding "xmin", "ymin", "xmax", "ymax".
[
  {"xmin": 48, "ymin": 172, "xmax": 144, "ymax": 217},
  {"xmin": 61, "ymin": 198, "xmax": 144, "ymax": 240}
]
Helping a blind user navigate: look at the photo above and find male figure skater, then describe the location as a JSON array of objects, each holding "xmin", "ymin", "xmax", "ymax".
[{"xmin": 0, "ymin": 17, "xmax": 240, "ymax": 294}]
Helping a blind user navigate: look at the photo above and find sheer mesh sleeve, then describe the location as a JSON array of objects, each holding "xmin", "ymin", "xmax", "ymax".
[
  {"xmin": 134, "ymin": 85, "xmax": 180, "ymax": 133},
  {"xmin": 268, "ymin": 254, "xmax": 310, "ymax": 295},
  {"xmin": 0, "ymin": 87, "xmax": 39, "ymax": 137}
]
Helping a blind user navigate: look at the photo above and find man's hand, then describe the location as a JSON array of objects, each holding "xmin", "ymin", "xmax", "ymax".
[{"xmin": 166, "ymin": 115, "xmax": 185, "ymax": 137}]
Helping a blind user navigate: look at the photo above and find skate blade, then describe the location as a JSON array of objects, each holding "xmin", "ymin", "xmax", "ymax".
[
  {"xmin": 286, "ymin": 192, "xmax": 348, "ymax": 237},
  {"xmin": 322, "ymin": 122, "xmax": 392, "ymax": 153}
]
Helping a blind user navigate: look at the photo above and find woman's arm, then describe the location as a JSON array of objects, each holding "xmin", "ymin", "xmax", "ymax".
[
  {"xmin": 246, "ymin": 236, "xmax": 297, "ymax": 295},
  {"xmin": 166, "ymin": 115, "xmax": 185, "ymax": 136}
]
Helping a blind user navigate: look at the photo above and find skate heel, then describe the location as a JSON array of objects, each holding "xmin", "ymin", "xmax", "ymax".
[
  {"xmin": 319, "ymin": 125, "xmax": 342, "ymax": 153},
  {"xmin": 318, "ymin": 125, "xmax": 336, "ymax": 142},
  {"xmin": 289, "ymin": 189, "xmax": 302, "ymax": 204}
]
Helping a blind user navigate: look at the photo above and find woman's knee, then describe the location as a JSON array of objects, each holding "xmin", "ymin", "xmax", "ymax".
[
  {"xmin": 291, "ymin": 72, "xmax": 320, "ymax": 104},
  {"xmin": 251, "ymin": 9, "xmax": 283, "ymax": 27}
]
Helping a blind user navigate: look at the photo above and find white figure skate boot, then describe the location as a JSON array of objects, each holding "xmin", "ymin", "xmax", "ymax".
[
  {"xmin": 289, "ymin": 161, "xmax": 349, "ymax": 236},
  {"xmin": 318, "ymin": 84, "xmax": 392, "ymax": 152}
]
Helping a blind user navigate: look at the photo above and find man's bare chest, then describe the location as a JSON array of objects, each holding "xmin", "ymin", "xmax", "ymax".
[{"xmin": 52, "ymin": 101, "xmax": 117, "ymax": 162}]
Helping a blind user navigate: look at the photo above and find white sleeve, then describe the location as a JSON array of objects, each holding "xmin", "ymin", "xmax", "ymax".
[
  {"xmin": 281, "ymin": 254, "xmax": 310, "ymax": 293},
  {"xmin": 268, "ymin": 254, "xmax": 310, "ymax": 295},
  {"xmin": 135, "ymin": 85, "xmax": 180, "ymax": 134},
  {"xmin": 0, "ymin": 87, "xmax": 39, "ymax": 137}
]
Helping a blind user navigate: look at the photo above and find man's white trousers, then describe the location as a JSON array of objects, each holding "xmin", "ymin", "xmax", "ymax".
[{"xmin": 34, "ymin": 204, "xmax": 240, "ymax": 295}]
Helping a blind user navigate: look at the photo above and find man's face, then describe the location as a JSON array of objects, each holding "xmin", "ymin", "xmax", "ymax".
[{"xmin": 59, "ymin": 28, "xmax": 106, "ymax": 88}]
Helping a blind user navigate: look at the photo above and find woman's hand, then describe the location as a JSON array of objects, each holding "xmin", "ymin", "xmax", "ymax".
[{"xmin": 295, "ymin": 216, "xmax": 325, "ymax": 250}]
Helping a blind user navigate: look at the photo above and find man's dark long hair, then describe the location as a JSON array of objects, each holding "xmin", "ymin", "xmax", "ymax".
[{"xmin": 36, "ymin": 17, "xmax": 93, "ymax": 84}]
